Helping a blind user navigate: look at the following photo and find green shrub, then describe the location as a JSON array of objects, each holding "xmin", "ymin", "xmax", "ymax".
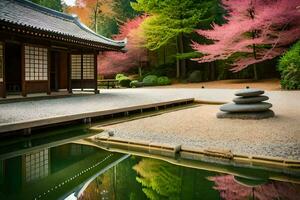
[
  {"xmin": 115, "ymin": 74, "xmax": 131, "ymax": 87},
  {"xmin": 119, "ymin": 76, "xmax": 131, "ymax": 87},
  {"xmin": 142, "ymin": 75, "xmax": 158, "ymax": 86},
  {"xmin": 279, "ymin": 63, "xmax": 300, "ymax": 89},
  {"xmin": 141, "ymin": 64, "xmax": 176, "ymax": 81},
  {"xmin": 115, "ymin": 73, "xmax": 126, "ymax": 81},
  {"xmin": 130, "ymin": 80, "xmax": 144, "ymax": 88},
  {"xmin": 188, "ymin": 70, "xmax": 202, "ymax": 83},
  {"xmin": 157, "ymin": 76, "xmax": 171, "ymax": 85},
  {"xmin": 278, "ymin": 41, "xmax": 300, "ymax": 90}
]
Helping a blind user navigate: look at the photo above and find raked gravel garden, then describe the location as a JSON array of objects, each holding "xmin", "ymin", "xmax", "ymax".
[{"xmin": 97, "ymin": 88, "xmax": 300, "ymax": 160}]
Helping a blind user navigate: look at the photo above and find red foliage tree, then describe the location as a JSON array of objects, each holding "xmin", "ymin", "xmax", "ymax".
[
  {"xmin": 192, "ymin": 0, "xmax": 300, "ymax": 75},
  {"xmin": 65, "ymin": 2, "xmax": 90, "ymax": 25},
  {"xmin": 66, "ymin": 0, "xmax": 116, "ymax": 29},
  {"xmin": 98, "ymin": 15, "xmax": 147, "ymax": 77}
]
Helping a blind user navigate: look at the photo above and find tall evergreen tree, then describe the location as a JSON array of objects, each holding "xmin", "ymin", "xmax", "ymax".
[{"xmin": 131, "ymin": 0, "xmax": 222, "ymax": 78}]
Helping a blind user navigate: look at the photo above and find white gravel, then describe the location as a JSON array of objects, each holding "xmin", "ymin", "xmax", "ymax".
[
  {"xmin": 100, "ymin": 89, "xmax": 300, "ymax": 160},
  {"xmin": 1, "ymin": 88, "xmax": 299, "ymax": 160}
]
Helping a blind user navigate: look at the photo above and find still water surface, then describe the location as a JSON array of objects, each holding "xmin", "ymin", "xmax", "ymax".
[{"xmin": 0, "ymin": 127, "xmax": 299, "ymax": 200}]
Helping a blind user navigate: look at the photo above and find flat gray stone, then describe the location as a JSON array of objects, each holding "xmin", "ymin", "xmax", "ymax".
[
  {"xmin": 220, "ymin": 102, "xmax": 272, "ymax": 113},
  {"xmin": 235, "ymin": 89, "xmax": 264, "ymax": 97},
  {"xmin": 217, "ymin": 110, "xmax": 275, "ymax": 119},
  {"xmin": 233, "ymin": 95, "xmax": 269, "ymax": 104}
]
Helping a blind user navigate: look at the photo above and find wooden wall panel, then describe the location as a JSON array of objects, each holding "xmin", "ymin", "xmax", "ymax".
[
  {"xmin": 81, "ymin": 80, "xmax": 95, "ymax": 88},
  {"xmin": 25, "ymin": 81, "xmax": 48, "ymax": 93},
  {"xmin": 71, "ymin": 80, "xmax": 94, "ymax": 89},
  {"xmin": 0, "ymin": 83, "xmax": 4, "ymax": 97},
  {"xmin": 58, "ymin": 52, "xmax": 68, "ymax": 89},
  {"xmin": 71, "ymin": 80, "xmax": 81, "ymax": 89}
]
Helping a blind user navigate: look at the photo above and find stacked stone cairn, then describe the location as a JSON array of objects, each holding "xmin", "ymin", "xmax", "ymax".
[{"xmin": 217, "ymin": 88, "xmax": 275, "ymax": 119}]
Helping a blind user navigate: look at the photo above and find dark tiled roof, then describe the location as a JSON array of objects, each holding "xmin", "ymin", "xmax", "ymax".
[{"xmin": 0, "ymin": 0, "xmax": 126, "ymax": 49}]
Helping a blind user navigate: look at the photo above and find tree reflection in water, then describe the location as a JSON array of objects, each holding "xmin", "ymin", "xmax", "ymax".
[
  {"xmin": 133, "ymin": 158, "xmax": 182, "ymax": 200},
  {"xmin": 78, "ymin": 174, "xmax": 114, "ymax": 200},
  {"xmin": 209, "ymin": 175, "xmax": 300, "ymax": 200},
  {"xmin": 133, "ymin": 158, "xmax": 219, "ymax": 200},
  {"xmin": 79, "ymin": 156, "xmax": 146, "ymax": 200},
  {"xmin": 79, "ymin": 156, "xmax": 299, "ymax": 200}
]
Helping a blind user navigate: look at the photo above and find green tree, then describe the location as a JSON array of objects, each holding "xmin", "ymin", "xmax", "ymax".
[
  {"xmin": 94, "ymin": 0, "xmax": 138, "ymax": 37},
  {"xmin": 30, "ymin": 0, "xmax": 63, "ymax": 12},
  {"xmin": 131, "ymin": 0, "xmax": 222, "ymax": 78}
]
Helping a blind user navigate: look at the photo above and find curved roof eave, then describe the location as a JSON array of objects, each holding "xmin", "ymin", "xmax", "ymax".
[{"xmin": 0, "ymin": 0, "xmax": 126, "ymax": 49}]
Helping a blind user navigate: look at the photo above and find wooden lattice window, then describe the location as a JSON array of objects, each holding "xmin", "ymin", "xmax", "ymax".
[
  {"xmin": 0, "ymin": 43, "xmax": 3, "ymax": 82},
  {"xmin": 71, "ymin": 54, "xmax": 81, "ymax": 80},
  {"xmin": 83, "ymin": 54, "xmax": 94, "ymax": 79},
  {"xmin": 25, "ymin": 45, "xmax": 48, "ymax": 81},
  {"xmin": 71, "ymin": 54, "xmax": 95, "ymax": 80}
]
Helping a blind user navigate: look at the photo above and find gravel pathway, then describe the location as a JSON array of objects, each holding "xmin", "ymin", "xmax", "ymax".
[
  {"xmin": 0, "ymin": 89, "xmax": 196, "ymax": 124},
  {"xmin": 0, "ymin": 88, "xmax": 236, "ymax": 124}
]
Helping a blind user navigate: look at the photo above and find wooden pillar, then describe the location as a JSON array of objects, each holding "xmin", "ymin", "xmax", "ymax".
[
  {"xmin": 67, "ymin": 52, "xmax": 72, "ymax": 94},
  {"xmin": 21, "ymin": 44, "xmax": 26, "ymax": 97},
  {"xmin": 47, "ymin": 47, "xmax": 51, "ymax": 95},
  {"xmin": 1, "ymin": 42, "xmax": 6, "ymax": 98},
  {"xmin": 94, "ymin": 52, "xmax": 99, "ymax": 94},
  {"xmin": 81, "ymin": 53, "xmax": 83, "ymax": 91}
]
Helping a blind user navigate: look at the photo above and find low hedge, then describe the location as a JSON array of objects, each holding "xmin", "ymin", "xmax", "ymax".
[
  {"xmin": 119, "ymin": 77, "xmax": 131, "ymax": 87},
  {"xmin": 115, "ymin": 74, "xmax": 131, "ymax": 87},
  {"xmin": 157, "ymin": 76, "xmax": 171, "ymax": 85},
  {"xmin": 142, "ymin": 75, "xmax": 158, "ymax": 86},
  {"xmin": 139, "ymin": 75, "xmax": 172, "ymax": 87},
  {"xmin": 130, "ymin": 80, "xmax": 144, "ymax": 88}
]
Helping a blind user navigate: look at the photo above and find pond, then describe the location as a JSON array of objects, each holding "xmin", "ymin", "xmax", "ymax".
[{"xmin": 0, "ymin": 127, "xmax": 299, "ymax": 200}]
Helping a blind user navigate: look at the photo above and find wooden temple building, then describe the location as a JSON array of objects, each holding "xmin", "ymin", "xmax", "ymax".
[{"xmin": 0, "ymin": 0, "xmax": 126, "ymax": 98}]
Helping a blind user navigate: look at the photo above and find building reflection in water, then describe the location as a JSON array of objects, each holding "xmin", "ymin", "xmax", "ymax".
[
  {"xmin": 25, "ymin": 149, "xmax": 49, "ymax": 183},
  {"xmin": 0, "ymin": 143, "xmax": 120, "ymax": 200}
]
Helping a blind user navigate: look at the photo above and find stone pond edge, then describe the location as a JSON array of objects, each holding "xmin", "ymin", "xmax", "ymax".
[{"xmin": 91, "ymin": 134, "xmax": 300, "ymax": 169}]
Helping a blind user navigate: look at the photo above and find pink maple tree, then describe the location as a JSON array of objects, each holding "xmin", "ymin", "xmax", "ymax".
[
  {"xmin": 192, "ymin": 0, "xmax": 300, "ymax": 74},
  {"xmin": 98, "ymin": 15, "xmax": 147, "ymax": 77}
]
